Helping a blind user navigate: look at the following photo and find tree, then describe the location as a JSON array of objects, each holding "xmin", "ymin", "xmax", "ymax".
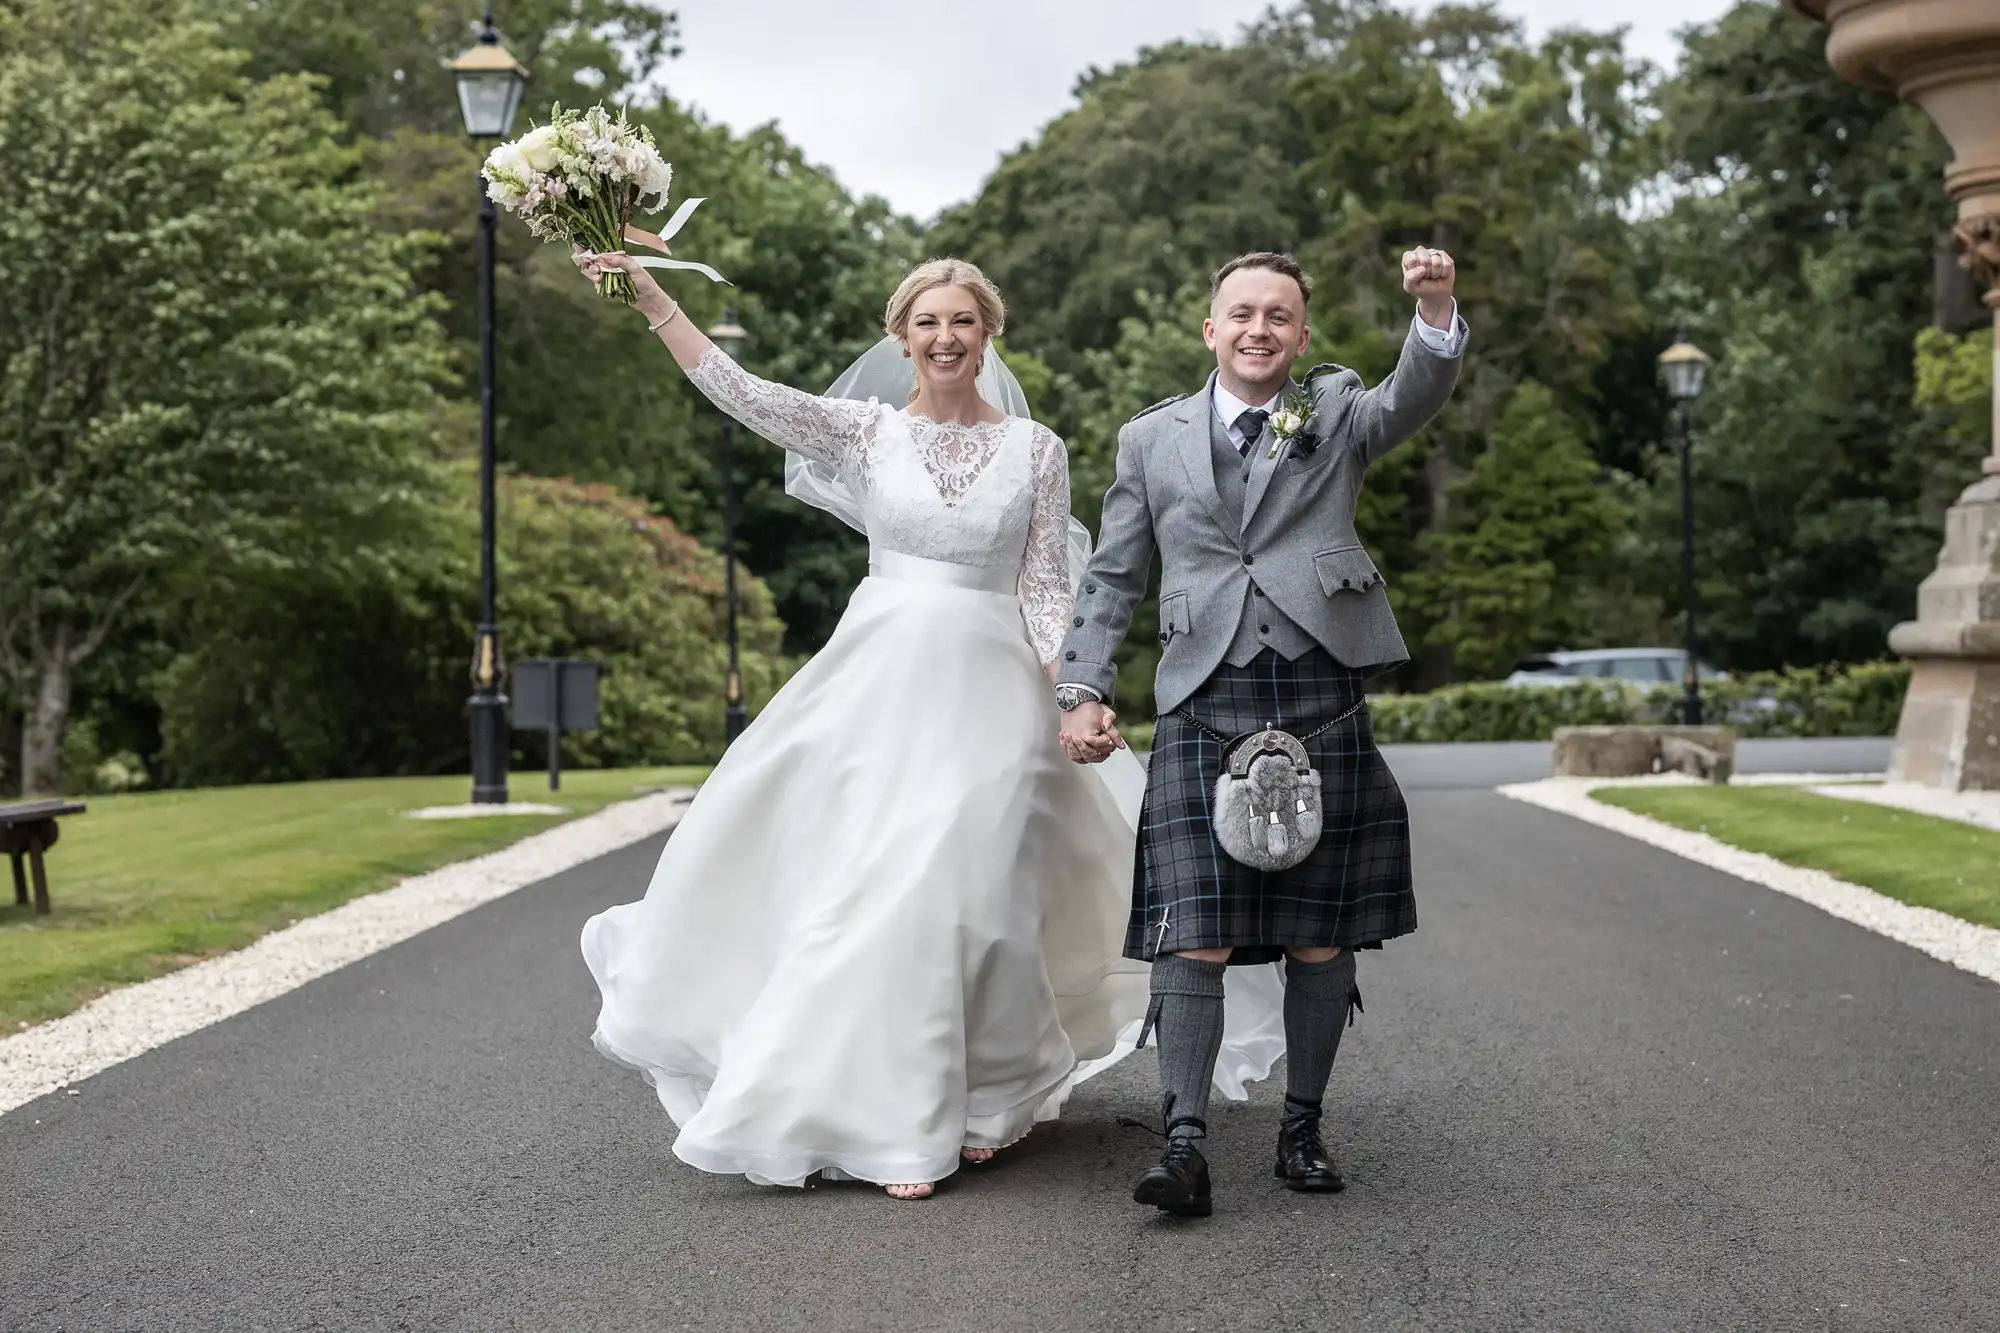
[
  {"xmin": 227, "ymin": 0, "xmax": 681, "ymax": 143},
  {"xmin": 230, "ymin": 0, "xmax": 923, "ymax": 654},
  {"xmin": 154, "ymin": 467, "xmax": 788, "ymax": 786},
  {"xmin": 1623, "ymin": 1, "xmax": 1956, "ymax": 669},
  {"xmin": 1912, "ymin": 325, "xmax": 1994, "ymax": 519},
  {"xmin": 0, "ymin": 0, "xmax": 452, "ymax": 793},
  {"xmin": 933, "ymin": 1, "xmax": 1655, "ymax": 687},
  {"xmin": 929, "ymin": 40, "xmax": 1311, "ymax": 365},
  {"xmin": 1403, "ymin": 382, "xmax": 1652, "ymax": 679},
  {"xmin": 1280, "ymin": 4, "xmax": 1654, "ymax": 681}
]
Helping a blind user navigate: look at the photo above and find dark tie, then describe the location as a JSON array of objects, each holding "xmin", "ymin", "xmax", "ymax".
[{"xmin": 1235, "ymin": 408, "xmax": 1269, "ymax": 457}]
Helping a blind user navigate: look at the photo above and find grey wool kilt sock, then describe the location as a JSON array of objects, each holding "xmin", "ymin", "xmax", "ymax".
[
  {"xmin": 1283, "ymin": 949, "xmax": 1359, "ymax": 1125},
  {"xmin": 1147, "ymin": 953, "xmax": 1228, "ymax": 1141}
]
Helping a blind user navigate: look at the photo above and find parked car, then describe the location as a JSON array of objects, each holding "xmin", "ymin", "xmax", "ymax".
[{"xmin": 1503, "ymin": 648, "xmax": 1726, "ymax": 688}]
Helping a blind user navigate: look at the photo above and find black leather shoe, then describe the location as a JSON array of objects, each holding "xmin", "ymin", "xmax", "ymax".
[
  {"xmin": 1133, "ymin": 1131, "xmax": 1213, "ymax": 1217},
  {"xmin": 1275, "ymin": 1117, "xmax": 1344, "ymax": 1192}
]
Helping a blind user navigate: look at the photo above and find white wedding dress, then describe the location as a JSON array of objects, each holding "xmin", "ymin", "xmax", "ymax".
[{"xmin": 582, "ymin": 348, "xmax": 1283, "ymax": 1188}]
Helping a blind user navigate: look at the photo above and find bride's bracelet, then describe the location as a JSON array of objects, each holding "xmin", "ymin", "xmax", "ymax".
[{"xmin": 645, "ymin": 302, "xmax": 681, "ymax": 334}]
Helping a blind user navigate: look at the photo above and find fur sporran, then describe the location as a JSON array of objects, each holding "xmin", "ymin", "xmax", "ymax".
[{"xmin": 1209, "ymin": 729, "xmax": 1323, "ymax": 872}]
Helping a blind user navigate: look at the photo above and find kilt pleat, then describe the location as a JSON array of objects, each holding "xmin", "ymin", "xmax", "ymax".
[{"xmin": 1125, "ymin": 648, "xmax": 1416, "ymax": 964}]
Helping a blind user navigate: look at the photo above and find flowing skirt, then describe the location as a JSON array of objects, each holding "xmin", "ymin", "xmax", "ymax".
[{"xmin": 582, "ymin": 565, "xmax": 1282, "ymax": 1188}]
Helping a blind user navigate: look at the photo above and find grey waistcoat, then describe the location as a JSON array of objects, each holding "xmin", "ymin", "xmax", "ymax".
[{"xmin": 1208, "ymin": 401, "xmax": 1319, "ymax": 667}]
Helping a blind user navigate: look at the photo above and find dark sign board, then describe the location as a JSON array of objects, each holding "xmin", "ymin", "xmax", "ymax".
[{"xmin": 511, "ymin": 659, "xmax": 601, "ymax": 790}]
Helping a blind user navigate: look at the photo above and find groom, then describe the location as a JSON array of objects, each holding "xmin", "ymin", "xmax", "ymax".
[{"xmin": 1056, "ymin": 248, "xmax": 1465, "ymax": 1217}]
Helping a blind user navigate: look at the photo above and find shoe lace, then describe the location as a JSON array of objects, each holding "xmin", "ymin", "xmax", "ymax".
[
  {"xmin": 1283, "ymin": 1115, "xmax": 1329, "ymax": 1164},
  {"xmin": 1118, "ymin": 1108, "xmax": 1208, "ymax": 1162}
]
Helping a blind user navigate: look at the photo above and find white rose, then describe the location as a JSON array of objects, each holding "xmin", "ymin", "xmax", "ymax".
[
  {"xmin": 639, "ymin": 157, "xmax": 673, "ymax": 206},
  {"xmin": 485, "ymin": 176, "xmax": 523, "ymax": 210},
  {"xmin": 518, "ymin": 125, "xmax": 559, "ymax": 173},
  {"xmin": 485, "ymin": 142, "xmax": 528, "ymax": 182}
]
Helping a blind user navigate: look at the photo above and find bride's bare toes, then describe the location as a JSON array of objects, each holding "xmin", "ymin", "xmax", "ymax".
[
  {"xmin": 885, "ymin": 1182, "xmax": 934, "ymax": 1200},
  {"xmin": 961, "ymin": 1147, "xmax": 996, "ymax": 1164}
]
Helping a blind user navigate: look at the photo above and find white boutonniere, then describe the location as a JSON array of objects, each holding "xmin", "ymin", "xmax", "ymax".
[{"xmin": 1267, "ymin": 390, "xmax": 1316, "ymax": 459}]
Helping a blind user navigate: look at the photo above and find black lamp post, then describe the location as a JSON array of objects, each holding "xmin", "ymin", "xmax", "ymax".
[
  {"xmin": 706, "ymin": 309, "xmax": 750, "ymax": 743},
  {"xmin": 1658, "ymin": 331, "xmax": 1713, "ymax": 727},
  {"xmin": 451, "ymin": 12, "xmax": 528, "ymax": 803}
]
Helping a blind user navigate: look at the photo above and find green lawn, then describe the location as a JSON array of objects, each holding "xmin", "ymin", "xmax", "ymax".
[
  {"xmin": 1592, "ymin": 785, "xmax": 2000, "ymax": 929},
  {"xmin": 1, "ymin": 768, "xmax": 706, "ymax": 1030}
]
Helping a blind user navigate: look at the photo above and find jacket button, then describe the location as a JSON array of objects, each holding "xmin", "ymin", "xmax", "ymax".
[
  {"xmin": 1341, "ymin": 578, "xmax": 1352, "ymax": 588},
  {"xmin": 1064, "ymin": 650, "xmax": 1076, "ymax": 661},
  {"xmin": 1243, "ymin": 555, "xmax": 1254, "ymax": 567},
  {"xmin": 1072, "ymin": 616, "xmax": 1084, "ymax": 627},
  {"xmin": 1158, "ymin": 632, "xmax": 1169, "ymax": 644},
  {"xmin": 1259, "ymin": 624, "xmax": 1270, "ymax": 634},
  {"xmin": 1252, "ymin": 587, "xmax": 1265, "ymax": 598},
  {"xmin": 1084, "ymin": 583, "xmax": 1097, "ymax": 594}
]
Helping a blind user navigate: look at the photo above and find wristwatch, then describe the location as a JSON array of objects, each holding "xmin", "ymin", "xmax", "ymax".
[{"xmin": 1055, "ymin": 684, "xmax": 1100, "ymax": 712}]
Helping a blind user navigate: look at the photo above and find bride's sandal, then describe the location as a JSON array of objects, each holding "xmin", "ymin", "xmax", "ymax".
[{"xmin": 885, "ymin": 1182, "xmax": 935, "ymax": 1200}]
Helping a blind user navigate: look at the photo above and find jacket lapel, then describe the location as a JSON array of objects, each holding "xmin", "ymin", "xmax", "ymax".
[
  {"xmin": 1173, "ymin": 378, "xmax": 1233, "ymax": 540},
  {"xmin": 1239, "ymin": 378, "xmax": 1301, "ymax": 532}
]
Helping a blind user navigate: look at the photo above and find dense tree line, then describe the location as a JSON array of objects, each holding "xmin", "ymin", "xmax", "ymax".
[
  {"xmin": 1, "ymin": 0, "xmax": 1988, "ymax": 793},
  {"xmin": 936, "ymin": 0, "xmax": 1982, "ymax": 699}
]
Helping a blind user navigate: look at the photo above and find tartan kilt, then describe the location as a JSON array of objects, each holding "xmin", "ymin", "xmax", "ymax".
[{"xmin": 1125, "ymin": 648, "xmax": 1416, "ymax": 964}]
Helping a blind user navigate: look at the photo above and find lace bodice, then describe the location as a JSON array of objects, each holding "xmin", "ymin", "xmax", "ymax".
[{"xmin": 688, "ymin": 347, "xmax": 1074, "ymax": 665}]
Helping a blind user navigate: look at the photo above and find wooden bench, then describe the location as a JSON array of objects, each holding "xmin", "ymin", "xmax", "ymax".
[{"xmin": 0, "ymin": 799, "xmax": 86, "ymax": 916}]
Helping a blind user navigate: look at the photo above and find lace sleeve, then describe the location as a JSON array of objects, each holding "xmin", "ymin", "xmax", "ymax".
[
  {"xmin": 1019, "ymin": 424, "xmax": 1074, "ymax": 669},
  {"xmin": 686, "ymin": 345, "xmax": 878, "ymax": 467}
]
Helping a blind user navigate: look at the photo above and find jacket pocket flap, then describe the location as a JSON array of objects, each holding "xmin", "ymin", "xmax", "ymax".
[
  {"xmin": 1313, "ymin": 546, "xmax": 1384, "ymax": 596},
  {"xmin": 1160, "ymin": 590, "xmax": 1192, "ymax": 637}
]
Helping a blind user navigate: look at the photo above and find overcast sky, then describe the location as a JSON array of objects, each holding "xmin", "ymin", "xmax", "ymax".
[{"xmin": 655, "ymin": 0, "xmax": 1745, "ymax": 221}]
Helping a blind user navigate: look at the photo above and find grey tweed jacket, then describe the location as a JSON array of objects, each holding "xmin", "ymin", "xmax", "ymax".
[{"xmin": 1059, "ymin": 318, "xmax": 1464, "ymax": 714}]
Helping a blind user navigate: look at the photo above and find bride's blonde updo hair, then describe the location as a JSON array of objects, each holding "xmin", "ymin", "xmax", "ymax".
[{"xmin": 884, "ymin": 257, "xmax": 1007, "ymax": 346}]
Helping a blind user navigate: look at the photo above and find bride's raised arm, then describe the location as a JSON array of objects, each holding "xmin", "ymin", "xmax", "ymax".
[
  {"xmin": 574, "ymin": 248, "xmax": 876, "ymax": 468},
  {"xmin": 1019, "ymin": 424, "xmax": 1075, "ymax": 675}
]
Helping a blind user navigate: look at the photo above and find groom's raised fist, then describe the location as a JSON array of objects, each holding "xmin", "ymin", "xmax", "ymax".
[
  {"xmin": 1401, "ymin": 246, "xmax": 1454, "ymax": 295},
  {"xmin": 1401, "ymin": 246, "xmax": 1456, "ymax": 329}
]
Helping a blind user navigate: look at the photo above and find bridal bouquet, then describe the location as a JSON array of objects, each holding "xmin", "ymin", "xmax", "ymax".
[{"xmin": 483, "ymin": 104, "xmax": 723, "ymax": 303}]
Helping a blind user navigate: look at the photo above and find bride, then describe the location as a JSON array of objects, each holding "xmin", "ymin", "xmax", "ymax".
[{"xmin": 572, "ymin": 249, "xmax": 1281, "ymax": 1200}]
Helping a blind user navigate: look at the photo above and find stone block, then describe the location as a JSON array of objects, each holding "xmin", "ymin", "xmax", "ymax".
[
  {"xmin": 1889, "ymin": 658, "xmax": 2000, "ymax": 790},
  {"xmin": 1660, "ymin": 734, "xmax": 1734, "ymax": 784},
  {"xmin": 1551, "ymin": 726, "xmax": 1737, "ymax": 782}
]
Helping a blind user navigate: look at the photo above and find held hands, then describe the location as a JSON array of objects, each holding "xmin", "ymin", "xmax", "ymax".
[
  {"xmin": 1059, "ymin": 700, "xmax": 1126, "ymax": 765},
  {"xmin": 1401, "ymin": 246, "xmax": 1456, "ymax": 330}
]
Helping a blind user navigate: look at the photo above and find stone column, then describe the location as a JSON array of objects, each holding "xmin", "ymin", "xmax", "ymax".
[{"xmin": 1787, "ymin": 0, "xmax": 2000, "ymax": 789}]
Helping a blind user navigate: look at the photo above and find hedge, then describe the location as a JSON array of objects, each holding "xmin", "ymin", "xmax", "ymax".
[{"xmin": 1365, "ymin": 662, "xmax": 1909, "ymax": 744}]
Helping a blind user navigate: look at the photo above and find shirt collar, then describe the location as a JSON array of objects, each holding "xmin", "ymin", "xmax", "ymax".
[{"xmin": 1211, "ymin": 375, "xmax": 1284, "ymax": 429}]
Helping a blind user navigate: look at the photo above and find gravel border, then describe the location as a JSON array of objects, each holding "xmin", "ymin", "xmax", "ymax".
[
  {"xmin": 1498, "ymin": 776, "xmax": 2000, "ymax": 987},
  {"xmin": 0, "ymin": 788, "xmax": 694, "ymax": 1115},
  {"xmin": 1810, "ymin": 781, "xmax": 2000, "ymax": 832}
]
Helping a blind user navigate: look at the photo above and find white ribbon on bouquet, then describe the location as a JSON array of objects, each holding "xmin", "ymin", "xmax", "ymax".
[{"xmin": 622, "ymin": 196, "xmax": 731, "ymax": 285}]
